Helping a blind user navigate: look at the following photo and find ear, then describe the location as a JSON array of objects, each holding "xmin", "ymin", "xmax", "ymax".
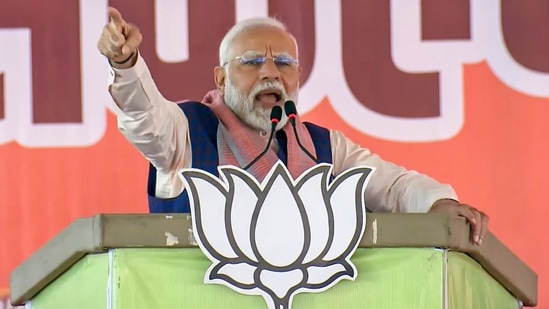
[
  {"xmin": 297, "ymin": 65, "xmax": 303, "ymax": 86},
  {"xmin": 214, "ymin": 66, "xmax": 226, "ymax": 94}
]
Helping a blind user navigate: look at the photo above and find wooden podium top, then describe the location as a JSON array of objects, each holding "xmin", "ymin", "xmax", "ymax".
[{"xmin": 9, "ymin": 213, "xmax": 538, "ymax": 306}]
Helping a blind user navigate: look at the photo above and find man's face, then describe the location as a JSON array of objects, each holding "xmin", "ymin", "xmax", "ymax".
[{"xmin": 215, "ymin": 26, "xmax": 302, "ymax": 132}]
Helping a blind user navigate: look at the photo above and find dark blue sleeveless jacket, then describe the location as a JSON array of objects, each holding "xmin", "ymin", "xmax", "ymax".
[{"xmin": 147, "ymin": 101, "xmax": 333, "ymax": 213}]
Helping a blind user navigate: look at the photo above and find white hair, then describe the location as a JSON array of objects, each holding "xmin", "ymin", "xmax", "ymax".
[{"xmin": 218, "ymin": 17, "xmax": 298, "ymax": 66}]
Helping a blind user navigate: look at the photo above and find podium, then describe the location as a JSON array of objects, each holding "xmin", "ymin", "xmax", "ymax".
[{"xmin": 9, "ymin": 213, "xmax": 537, "ymax": 308}]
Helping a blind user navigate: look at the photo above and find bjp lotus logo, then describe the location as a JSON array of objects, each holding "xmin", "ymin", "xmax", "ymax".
[{"xmin": 179, "ymin": 162, "xmax": 374, "ymax": 309}]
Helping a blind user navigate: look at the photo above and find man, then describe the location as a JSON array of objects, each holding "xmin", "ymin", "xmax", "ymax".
[{"xmin": 98, "ymin": 7, "xmax": 489, "ymax": 245}]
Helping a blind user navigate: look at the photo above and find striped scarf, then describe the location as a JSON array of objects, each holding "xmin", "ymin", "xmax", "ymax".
[{"xmin": 200, "ymin": 89, "xmax": 318, "ymax": 182}]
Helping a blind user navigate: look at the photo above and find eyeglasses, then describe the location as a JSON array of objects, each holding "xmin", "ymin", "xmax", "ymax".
[{"xmin": 223, "ymin": 55, "xmax": 299, "ymax": 69}]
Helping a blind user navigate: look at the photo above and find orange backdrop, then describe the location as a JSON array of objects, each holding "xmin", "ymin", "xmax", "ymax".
[{"xmin": 0, "ymin": 1, "xmax": 547, "ymax": 307}]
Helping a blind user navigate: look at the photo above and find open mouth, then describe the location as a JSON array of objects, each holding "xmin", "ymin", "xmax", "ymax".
[{"xmin": 255, "ymin": 88, "xmax": 283, "ymax": 103}]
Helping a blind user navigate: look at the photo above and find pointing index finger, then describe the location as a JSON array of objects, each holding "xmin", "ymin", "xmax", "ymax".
[{"xmin": 108, "ymin": 7, "xmax": 125, "ymax": 27}]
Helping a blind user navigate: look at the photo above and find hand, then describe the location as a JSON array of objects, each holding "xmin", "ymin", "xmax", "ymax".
[
  {"xmin": 97, "ymin": 7, "xmax": 142, "ymax": 68},
  {"xmin": 429, "ymin": 199, "xmax": 489, "ymax": 245}
]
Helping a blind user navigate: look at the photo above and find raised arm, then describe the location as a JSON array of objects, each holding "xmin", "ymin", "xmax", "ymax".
[{"xmin": 98, "ymin": 7, "xmax": 191, "ymax": 198}]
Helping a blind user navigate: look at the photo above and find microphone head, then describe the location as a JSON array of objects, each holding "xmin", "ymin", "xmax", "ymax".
[
  {"xmin": 284, "ymin": 100, "xmax": 297, "ymax": 117},
  {"xmin": 269, "ymin": 106, "xmax": 283, "ymax": 130},
  {"xmin": 270, "ymin": 105, "xmax": 283, "ymax": 123},
  {"xmin": 284, "ymin": 100, "xmax": 298, "ymax": 125}
]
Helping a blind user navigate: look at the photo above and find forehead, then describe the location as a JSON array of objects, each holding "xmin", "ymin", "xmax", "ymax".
[{"xmin": 230, "ymin": 26, "xmax": 297, "ymax": 57}]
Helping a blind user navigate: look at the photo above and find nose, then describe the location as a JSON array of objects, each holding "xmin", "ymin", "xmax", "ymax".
[{"xmin": 259, "ymin": 59, "xmax": 281, "ymax": 81}]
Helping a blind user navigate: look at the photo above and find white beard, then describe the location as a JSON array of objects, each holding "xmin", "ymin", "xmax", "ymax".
[{"xmin": 224, "ymin": 77, "xmax": 298, "ymax": 132}]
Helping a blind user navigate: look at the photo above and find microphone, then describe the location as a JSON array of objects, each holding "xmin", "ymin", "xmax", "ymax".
[
  {"xmin": 243, "ymin": 106, "xmax": 283, "ymax": 170},
  {"xmin": 284, "ymin": 100, "xmax": 319, "ymax": 164}
]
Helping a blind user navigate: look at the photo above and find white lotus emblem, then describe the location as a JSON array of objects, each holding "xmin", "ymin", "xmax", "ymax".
[{"xmin": 179, "ymin": 162, "xmax": 374, "ymax": 309}]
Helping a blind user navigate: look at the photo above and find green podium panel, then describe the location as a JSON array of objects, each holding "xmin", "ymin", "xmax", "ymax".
[
  {"xmin": 29, "ymin": 248, "xmax": 519, "ymax": 309},
  {"xmin": 10, "ymin": 214, "xmax": 536, "ymax": 308},
  {"xmin": 448, "ymin": 251, "xmax": 518, "ymax": 309},
  {"xmin": 30, "ymin": 253, "xmax": 108, "ymax": 309}
]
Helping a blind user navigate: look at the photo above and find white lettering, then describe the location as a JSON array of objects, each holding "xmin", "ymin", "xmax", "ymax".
[
  {"xmin": 298, "ymin": 0, "xmax": 469, "ymax": 142},
  {"xmin": 2, "ymin": 0, "xmax": 544, "ymax": 148},
  {"xmin": 0, "ymin": 0, "xmax": 110, "ymax": 147},
  {"xmin": 155, "ymin": 0, "xmax": 189, "ymax": 63},
  {"xmin": 389, "ymin": 0, "xmax": 482, "ymax": 141},
  {"xmin": 0, "ymin": 29, "xmax": 32, "ymax": 146},
  {"xmin": 235, "ymin": 0, "xmax": 268, "ymax": 22},
  {"xmin": 472, "ymin": 0, "xmax": 549, "ymax": 97},
  {"xmin": 77, "ymin": 0, "xmax": 110, "ymax": 147}
]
